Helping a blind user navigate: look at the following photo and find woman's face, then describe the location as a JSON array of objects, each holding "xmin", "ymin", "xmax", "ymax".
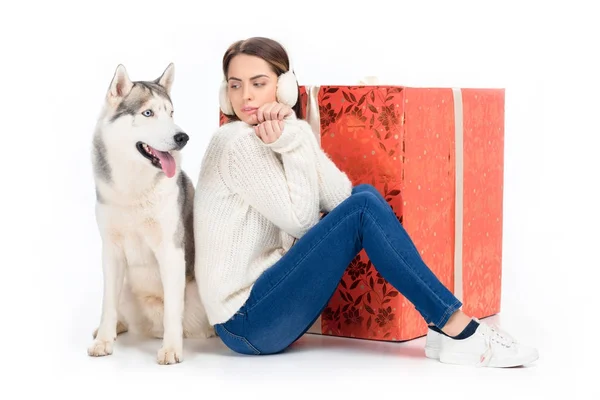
[{"xmin": 226, "ymin": 54, "xmax": 278, "ymax": 125}]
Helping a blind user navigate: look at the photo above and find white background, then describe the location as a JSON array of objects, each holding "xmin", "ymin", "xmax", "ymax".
[{"xmin": 2, "ymin": 0, "xmax": 599, "ymax": 398}]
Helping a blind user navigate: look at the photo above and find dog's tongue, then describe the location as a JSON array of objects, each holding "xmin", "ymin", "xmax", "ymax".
[{"xmin": 155, "ymin": 150, "xmax": 176, "ymax": 178}]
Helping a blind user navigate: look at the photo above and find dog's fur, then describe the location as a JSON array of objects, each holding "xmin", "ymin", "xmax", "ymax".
[{"xmin": 87, "ymin": 63, "xmax": 214, "ymax": 365}]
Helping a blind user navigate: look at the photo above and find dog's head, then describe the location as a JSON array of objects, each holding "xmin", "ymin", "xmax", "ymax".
[{"xmin": 99, "ymin": 63, "xmax": 187, "ymax": 179}]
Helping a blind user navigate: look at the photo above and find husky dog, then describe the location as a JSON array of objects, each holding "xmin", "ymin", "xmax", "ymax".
[{"xmin": 87, "ymin": 63, "xmax": 214, "ymax": 365}]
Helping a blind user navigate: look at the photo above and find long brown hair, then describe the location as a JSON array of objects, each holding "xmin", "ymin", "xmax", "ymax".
[{"xmin": 222, "ymin": 37, "xmax": 302, "ymax": 120}]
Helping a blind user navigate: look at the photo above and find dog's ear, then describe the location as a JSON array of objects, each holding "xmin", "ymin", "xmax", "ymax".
[
  {"xmin": 155, "ymin": 63, "xmax": 175, "ymax": 94},
  {"xmin": 107, "ymin": 64, "xmax": 133, "ymax": 102}
]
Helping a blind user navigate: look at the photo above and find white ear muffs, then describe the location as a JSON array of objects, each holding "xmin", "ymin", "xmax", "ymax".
[
  {"xmin": 276, "ymin": 70, "xmax": 298, "ymax": 108},
  {"xmin": 219, "ymin": 71, "xmax": 298, "ymax": 115},
  {"xmin": 219, "ymin": 79, "xmax": 234, "ymax": 115}
]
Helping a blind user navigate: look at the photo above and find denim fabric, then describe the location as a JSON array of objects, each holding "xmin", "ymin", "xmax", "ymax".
[{"xmin": 214, "ymin": 184, "xmax": 462, "ymax": 355}]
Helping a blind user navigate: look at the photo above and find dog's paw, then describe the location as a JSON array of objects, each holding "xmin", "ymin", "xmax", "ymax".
[
  {"xmin": 87, "ymin": 339, "xmax": 114, "ymax": 357},
  {"xmin": 157, "ymin": 346, "xmax": 182, "ymax": 365}
]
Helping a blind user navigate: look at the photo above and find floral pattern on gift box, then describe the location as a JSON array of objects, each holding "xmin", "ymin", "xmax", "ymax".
[{"xmin": 313, "ymin": 86, "xmax": 419, "ymax": 341}]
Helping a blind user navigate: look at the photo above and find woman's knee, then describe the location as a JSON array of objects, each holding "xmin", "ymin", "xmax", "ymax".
[
  {"xmin": 350, "ymin": 189, "xmax": 384, "ymax": 210},
  {"xmin": 351, "ymin": 184, "xmax": 387, "ymax": 207}
]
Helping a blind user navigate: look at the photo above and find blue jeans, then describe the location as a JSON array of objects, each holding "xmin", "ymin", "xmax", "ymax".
[{"xmin": 214, "ymin": 184, "xmax": 462, "ymax": 355}]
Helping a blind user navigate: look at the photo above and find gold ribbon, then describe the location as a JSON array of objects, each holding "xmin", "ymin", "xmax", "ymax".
[
  {"xmin": 452, "ymin": 88, "xmax": 464, "ymax": 302},
  {"xmin": 305, "ymin": 85, "xmax": 321, "ymax": 144}
]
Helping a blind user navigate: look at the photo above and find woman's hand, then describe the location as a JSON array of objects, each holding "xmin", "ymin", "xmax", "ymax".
[
  {"xmin": 254, "ymin": 120, "xmax": 285, "ymax": 144},
  {"xmin": 257, "ymin": 102, "xmax": 293, "ymax": 123}
]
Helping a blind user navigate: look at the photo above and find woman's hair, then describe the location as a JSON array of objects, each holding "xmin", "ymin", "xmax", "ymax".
[{"xmin": 222, "ymin": 37, "xmax": 302, "ymax": 120}]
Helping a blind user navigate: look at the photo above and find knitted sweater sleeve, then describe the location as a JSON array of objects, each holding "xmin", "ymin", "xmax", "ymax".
[
  {"xmin": 314, "ymin": 144, "xmax": 353, "ymax": 212},
  {"xmin": 221, "ymin": 119, "xmax": 321, "ymax": 238},
  {"xmin": 299, "ymin": 124, "xmax": 353, "ymax": 212}
]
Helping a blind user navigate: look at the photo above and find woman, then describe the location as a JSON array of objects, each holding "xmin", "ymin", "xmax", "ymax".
[{"xmin": 193, "ymin": 37, "xmax": 538, "ymax": 368}]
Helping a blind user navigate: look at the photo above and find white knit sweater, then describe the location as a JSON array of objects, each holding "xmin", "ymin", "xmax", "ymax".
[{"xmin": 193, "ymin": 115, "xmax": 352, "ymax": 325}]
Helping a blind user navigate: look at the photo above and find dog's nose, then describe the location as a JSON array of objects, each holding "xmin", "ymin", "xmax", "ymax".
[{"xmin": 174, "ymin": 132, "xmax": 189, "ymax": 148}]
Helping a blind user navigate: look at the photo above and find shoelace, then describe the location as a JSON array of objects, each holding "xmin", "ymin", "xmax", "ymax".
[
  {"xmin": 488, "ymin": 324, "xmax": 518, "ymax": 347},
  {"xmin": 477, "ymin": 324, "xmax": 517, "ymax": 367}
]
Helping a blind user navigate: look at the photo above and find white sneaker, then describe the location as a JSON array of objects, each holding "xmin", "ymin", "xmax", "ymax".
[
  {"xmin": 438, "ymin": 322, "xmax": 539, "ymax": 368},
  {"xmin": 424, "ymin": 328, "xmax": 443, "ymax": 359}
]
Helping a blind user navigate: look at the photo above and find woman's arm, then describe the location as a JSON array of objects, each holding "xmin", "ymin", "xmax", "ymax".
[
  {"xmin": 315, "ymin": 147, "xmax": 353, "ymax": 212},
  {"xmin": 298, "ymin": 122, "xmax": 353, "ymax": 212},
  {"xmin": 221, "ymin": 120, "xmax": 321, "ymax": 238}
]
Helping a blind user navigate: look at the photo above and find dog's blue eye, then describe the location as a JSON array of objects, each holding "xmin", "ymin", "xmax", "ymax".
[{"xmin": 142, "ymin": 109, "xmax": 154, "ymax": 117}]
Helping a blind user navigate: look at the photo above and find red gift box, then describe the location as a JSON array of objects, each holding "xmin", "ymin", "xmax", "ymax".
[{"xmin": 219, "ymin": 83, "xmax": 504, "ymax": 342}]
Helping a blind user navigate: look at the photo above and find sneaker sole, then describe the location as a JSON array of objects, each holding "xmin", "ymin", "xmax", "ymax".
[
  {"xmin": 439, "ymin": 351, "xmax": 539, "ymax": 368},
  {"xmin": 425, "ymin": 345, "xmax": 440, "ymax": 359}
]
